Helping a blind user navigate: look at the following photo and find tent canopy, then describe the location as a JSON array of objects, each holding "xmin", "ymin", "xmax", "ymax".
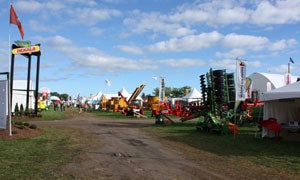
[
  {"xmin": 50, "ymin": 96, "xmax": 60, "ymax": 101},
  {"xmin": 181, "ymin": 88, "xmax": 202, "ymax": 103},
  {"xmin": 248, "ymin": 72, "xmax": 298, "ymax": 99},
  {"xmin": 119, "ymin": 87, "xmax": 130, "ymax": 98},
  {"xmin": 262, "ymin": 81, "xmax": 300, "ymax": 125},
  {"xmin": 262, "ymin": 81, "xmax": 300, "ymax": 101}
]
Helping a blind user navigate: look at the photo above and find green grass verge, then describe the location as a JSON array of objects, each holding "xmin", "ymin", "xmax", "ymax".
[
  {"xmin": 145, "ymin": 122, "xmax": 300, "ymax": 174},
  {"xmin": 0, "ymin": 127, "xmax": 81, "ymax": 179},
  {"xmin": 12, "ymin": 107, "xmax": 75, "ymax": 122}
]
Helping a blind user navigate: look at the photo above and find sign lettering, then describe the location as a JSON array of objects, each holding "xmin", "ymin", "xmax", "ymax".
[{"xmin": 12, "ymin": 45, "xmax": 40, "ymax": 54}]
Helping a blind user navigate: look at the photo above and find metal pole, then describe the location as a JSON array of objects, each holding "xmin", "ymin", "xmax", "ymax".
[
  {"xmin": 9, "ymin": 50, "xmax": 15, "ymax": 136},
  {"xmin": 26, "ymin": 55, "xmax": 31, "ymax": 112},
  {"xmin": 34, "ymin": 49, "xmax": 41, "ymax": 115}
]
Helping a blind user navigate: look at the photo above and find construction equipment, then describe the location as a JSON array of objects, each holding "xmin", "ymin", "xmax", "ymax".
[{"xmin": 120, "ymin": 84, "xmax": 146, "ymax": 116}]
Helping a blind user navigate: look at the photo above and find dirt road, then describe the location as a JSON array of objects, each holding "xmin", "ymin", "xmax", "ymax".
[{"xmin": 33, "ymin": 113, "xmax": 297, "ymax": 180}]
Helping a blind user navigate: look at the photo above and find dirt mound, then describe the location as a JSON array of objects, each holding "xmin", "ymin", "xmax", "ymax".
[{"xmin": 0, "ymin": 125, "xmax": 42, "ymax": 140}]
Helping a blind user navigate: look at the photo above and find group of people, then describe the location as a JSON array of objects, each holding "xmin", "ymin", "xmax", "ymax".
[{"xmin": 53, "ymin": 100, "xmax": 65, "ymax": 111}]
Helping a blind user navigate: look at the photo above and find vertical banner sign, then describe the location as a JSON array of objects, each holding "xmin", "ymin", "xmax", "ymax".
[
  {"xmin": 267, "ymin": 82, "xmax": 272, "ymax": 92},
  {"xmin": 159, "ymin": 77, "xmax": 165, "ymax": 102},
  {"xmin": 236, "ymin": 59, "xmax": 246, "ymax": 101},
  {"xmin": 285, "ymin": 73, "xmax": 291, "ymax": 85},
  {"xmin": 0, "ymin": 80, "xmax": 7, "ymax": 129}
]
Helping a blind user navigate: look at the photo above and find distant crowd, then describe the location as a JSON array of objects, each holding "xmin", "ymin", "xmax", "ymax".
[{"xmin": 53, "ymin": 100, "xmax": 66, "ymax": 111}]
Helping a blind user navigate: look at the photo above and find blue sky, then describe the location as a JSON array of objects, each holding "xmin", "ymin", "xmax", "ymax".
[{"xmin": 0, "ymin": 0, "xmax": 299, "ymax": 97}]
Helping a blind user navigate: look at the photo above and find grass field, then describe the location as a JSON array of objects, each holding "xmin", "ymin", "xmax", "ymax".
[
  {"xmin": 145, "ymin": 121, "xmax": 300, "ymax": 174},
  {"xmin": 2, "ymin": 108, "xmax": 300, "ymax": 178},
  {"xmin": 0, "ymin": 127, "xmax": 82, "ymax": 179}
]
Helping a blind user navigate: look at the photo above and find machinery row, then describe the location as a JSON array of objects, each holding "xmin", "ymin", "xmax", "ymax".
[{"xmin": 97, "ymin": 68, "xmax": 263, "ymax": 134}]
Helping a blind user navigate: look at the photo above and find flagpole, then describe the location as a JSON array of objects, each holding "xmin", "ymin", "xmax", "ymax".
[{"xmin": 8, "ymin": 3, "xmax": 12, "ymax": 136}]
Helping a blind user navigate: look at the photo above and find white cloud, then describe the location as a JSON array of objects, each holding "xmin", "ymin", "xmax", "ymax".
[
  {"xmin": 16, "ymin": 0, "xmax": 97, "ymax": 12},
  {"xmin": 123, "ymin": 0, "xmax": 300, "ymax": 38},
  {"xmin": 68, "ymin": 8, "xmax": 122, "ymax": 26},
  {"xmin": 247, "ymin": 60, "xmax": 262, "ymax": 68},
  {"xmin": 123, "ymin": 11, "xmax": 196, "ymax": 38},
  {"xmin": 158, "ymin": 58, "xmax": 206, "ymax": 68},
  {"xmin": 251, "ymin": 0, "xmax": 300, "ymax": 25},
  {"xmin": 148, "ymin": 31, "xmax": 297, "ymax": 54},
  {"xmin": 210, "ymin": 59, "xmax": 237, "ymax": 70},
  {"xmin": 170, "ymin": 0, "xmax": 250, "ymax": 26},
  {"xmin": 15, "ymin": 0, "xmax": 44, "ymax": 12},
  {"xmin": 89, "ymin": 27, "xmax": 105, "ymax": 36},
  {"xmin": 37, "ymin": 36, "xmax": 157, "ymax": 72},
  {"xmin": 65, "ymin": 0, "xmax": 97, "ymax": 6},
  {"xmin": 216, "ymin": 49, "xmax": 246, "ymax": 59},
  {"xmin": 269, "ymin": 39, "xmax": 297, "ymax": 51},
  {"xmin": 222, "ymin": 33, "xmax": 269, "ymax": 51},
  {"xmin": 216, "ymin": 7, "xmax": 250, "ymax": 24},
  {"xmin": 267, "ymin": 64, "xmax": 291, "ymax": 74},
  {"xmin": 148, "ymin": 31, "xmax": 223, "ymax": 52},
  {"xmin": 29, "ymin": 20, "xmax": 58, "ymax": 33},
  {"xmin": 209, "ymin": 58, "xmax": 263, "ymax": 71},
  {"xmin": 116, "ymin": 45, "xmax": 143, "ymax": 55}
]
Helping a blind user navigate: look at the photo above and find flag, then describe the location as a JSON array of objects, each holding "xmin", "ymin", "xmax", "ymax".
[
  {"xmin": 105, "ymin": 79, "xmax": 111, "ymax": 86},
  {"xmin": 151, "ymin": 76, "xmax": 158, "ymax": 80},
  {"xmin": 10, "ymin": 5, "xmax": 24, "ymax": 39},
  {"xmin": 289, "ymin": 57, "xmax": 294, "ymax": 64}
]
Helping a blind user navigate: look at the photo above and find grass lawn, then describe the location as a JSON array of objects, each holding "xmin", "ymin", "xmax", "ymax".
[
  {"xmin": 0, "ymin": 107, "xmax": 82, "ymax": 179},
  {"xmin": 0, "ymin": 127, "xmax": 82, "ymax": 179},
  {"xmin": 145, "ymin": 121, "xmax": 300, "ymax": 175}
]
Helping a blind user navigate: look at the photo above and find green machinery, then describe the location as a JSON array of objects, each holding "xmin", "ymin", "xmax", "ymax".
[{"xmin": 197, "ymin": 68, "xmax": 236, "ymax": 134}]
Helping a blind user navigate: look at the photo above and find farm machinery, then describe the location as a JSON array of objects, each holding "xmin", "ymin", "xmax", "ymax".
[
  {"xmin": 119, "ymin": 84, "xmax": 146, "ymax": 117},
  {"xmin": 188, "ymin": 68, "xmax": 239, "ymax": 134},
  {"xmin": 184, "ymin": 68, "xmax": 264, "ymax": 134}
]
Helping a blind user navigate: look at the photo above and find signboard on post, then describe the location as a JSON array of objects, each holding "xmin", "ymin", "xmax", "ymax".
[
  {"xmin": 0, "ymin": 80, "xmax": 7, "ymax": 129},
  {"xmin": 236, "ymin": 59, "xmax": 247, "ymax": 101},
  {"xmin": 12, "ymin": 45, "xmax": 40, "ymax": 55},
  {"xmin": 159, "ymin": 77, "xmax": 165, "ymax": 102}
]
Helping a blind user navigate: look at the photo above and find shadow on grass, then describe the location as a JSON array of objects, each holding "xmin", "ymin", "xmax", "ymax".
[
  {"xmin": 146, "ymin": 122, "xmax": 300, "ymax": 173},
  {"xmin": 147, "ymin": 122, "xmax": 300, "ymax": 158}
]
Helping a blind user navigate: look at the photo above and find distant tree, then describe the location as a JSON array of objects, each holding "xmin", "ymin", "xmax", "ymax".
[
  {"xmin": 20, "ymin": 104, "xmax": 24, "ymax": 116},
  {"xmin": 50, "ymin": 92, "xmax": 60, "ymax": 97},
  {"xmin": 152, "ymin": 88, "xmax": 159, "ymax": 96},
  {"xmin": 60, "ymin": 93, "xmax": 69, "ymax": 101},
  {"xmin": 141, "ymin": 93, "xmax": 146, "ymax": 100},
  {"xmin": 14, "ymin": 103, "xmax": 19, "ymax": 116},
  {"xmin": 152, "ymin": 86, "xmax": 191, "ymax": 98},
  {"xmin": 177, "ymin": 86, "xmax": 191, "ymax": 97},
  {"xmin": 50, "ymin": 92, "xmax": 69, "ymax": 101}
]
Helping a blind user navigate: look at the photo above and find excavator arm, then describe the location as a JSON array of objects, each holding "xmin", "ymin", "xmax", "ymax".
[{"xmin": 127, "ymin": 84, "xmax": 146, "ymax": 105}]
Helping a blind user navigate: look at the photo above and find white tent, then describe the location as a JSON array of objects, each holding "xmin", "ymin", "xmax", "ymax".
[
  {"xmin": 92, "ymin": 91, "xmax": 102, "ymax": 101},
  {"xmin": 119, "ymin": 87, "xmax": 130, "ymax": 98},
  {"xmin": 262, "ymin": 81, "xmax": 300, "ymax": 125},
  {"xmin": 181, "ymin": 88, "xmax": 202, "ymax": 103},
  {"xmin": 248, "ymin": 72, "xmax": 298, "ymax": 99},
  {"xmin": 119, "ymin": 87, "xmax": 143, "ymax": 101}
]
